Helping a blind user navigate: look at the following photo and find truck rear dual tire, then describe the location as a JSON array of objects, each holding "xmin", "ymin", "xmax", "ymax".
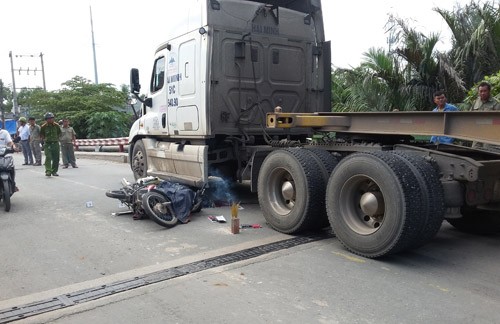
[
  {"xmin": 326, "ymin": 152, "xmax": 429, "ymax": 258},
  {"xmin": 258, "ymin": 148, "xmax": 328, "ymax": 233},
  {"xmin": 391, "ymin": 151, "xmax": 445, "ymax": 247},
  {"xmin": 305, "ymin": 148, "xmax": 339, "ymax": 229}
]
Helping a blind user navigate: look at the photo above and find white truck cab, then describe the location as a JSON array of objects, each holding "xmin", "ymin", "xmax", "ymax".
[{"xmin": 129, "ymin": 0, "xmax": 330, "ymax": 188}]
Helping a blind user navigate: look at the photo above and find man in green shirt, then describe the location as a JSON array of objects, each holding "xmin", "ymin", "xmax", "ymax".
[
  {"xmin": 471, "ymin": 82, "xmax": 500, "ymax": 150},
  {"xmin": 472, "ymin": 81, "xmax": 500, "ymax": 111},
  {"xmin": 60, "ymin": 118, "xmax": 78, "ymax": 168},
  {"xmin": 40, "ymin": 112, "xmax": 62, "ymax": 176}
]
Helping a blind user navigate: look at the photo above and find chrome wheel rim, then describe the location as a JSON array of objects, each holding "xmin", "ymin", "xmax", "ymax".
[
  {"xmin": 268, "ymin": 168, "xmax": 296, "ymax": 215},
  {"xmin": 339, "ymin": 175, "xmax": 385, "ymax": 235}
]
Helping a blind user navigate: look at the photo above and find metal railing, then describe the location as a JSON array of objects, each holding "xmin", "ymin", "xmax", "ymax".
[{"xmin": 74, "ymin": 137, "xmax": 128, "ymax": 152}]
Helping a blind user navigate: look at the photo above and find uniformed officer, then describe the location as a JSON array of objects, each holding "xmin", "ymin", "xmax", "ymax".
[{"xmin": 40, "ymin": 112, "xmax": 62, "ymax": 177}]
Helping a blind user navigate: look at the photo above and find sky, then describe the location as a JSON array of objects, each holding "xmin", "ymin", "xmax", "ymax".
[{"xmin": 0, "ymin": 0, "xmax": 466, "ymax": 92}]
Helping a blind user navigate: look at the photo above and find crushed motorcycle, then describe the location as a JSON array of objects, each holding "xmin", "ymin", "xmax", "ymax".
[{"xmin": 105, "ymin": 176, "xmax": 204, "ymax": 227}]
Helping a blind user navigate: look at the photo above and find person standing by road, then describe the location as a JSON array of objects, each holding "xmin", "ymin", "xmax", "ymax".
[
  {"xmin": 40, "ymin": 112, "xmax": 61, "ymax": 177},
  {"xmin": 16, "ymin": 117, "xmax": 34, "ymax": 165},
  {"xmin": 472, "ymin": 81, "xmax": 500, "ymax": 111},
  {"xmin": 471, "ymin": 82, "xmax": 500, "ymax": 150},
  {"xmin": 59, "ymin": 118, "xmax": 78, "ymax": 168},
  {"xmin": 430, "ymin": 90, "xmax": 459, "ymax": 144},
  {"xmin": 28, "ymin": 117, "xmax": 42, "ymax": 166}
]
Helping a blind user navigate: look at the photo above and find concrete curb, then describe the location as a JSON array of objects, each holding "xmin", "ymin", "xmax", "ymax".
[{"xmin": 75, "ymin": 151, "xmax": 128, "ymax": 163}]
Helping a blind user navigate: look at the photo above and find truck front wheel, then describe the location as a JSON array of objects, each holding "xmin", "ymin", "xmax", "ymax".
[
  {"xmin": 258, "ymin": 148, "xmax": 325, "ymax": 234},
  {"xmin": 131, "ymin": 140, "xmax": 148, "ymax": 180}
]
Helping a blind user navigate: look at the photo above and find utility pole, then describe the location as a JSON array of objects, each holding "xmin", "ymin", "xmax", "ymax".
[
  {"xmin": 8, "ymin": 52, "xmax": 18, "ymax": 115},
  {"xmin": 40, "ymin": 52, "xmax": 47, "ymax": 90},
  {"xmin": 90, "ymin": 6, "xmax": 99, "ymax": 84}
]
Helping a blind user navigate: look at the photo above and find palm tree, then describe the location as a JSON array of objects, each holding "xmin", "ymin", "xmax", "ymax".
[
  {"xmin": 360, "ymin": 48, "xmax": 416, "ymax": 111},
  {"xmin": 386, "ymin": 16, "xmax": 465, "ymax": 109},
  {"xmin": 435, "ymin": 1, "xmax": 500, "ymax": 88},
  {"xmin": 332, "ymin": 62, "xmax": 398, "ymax": 112}
]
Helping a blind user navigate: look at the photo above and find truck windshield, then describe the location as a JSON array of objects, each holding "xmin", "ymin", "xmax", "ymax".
[{"xmin": 245, "ymin": 0, "xmax": 321, "ymax": 14}]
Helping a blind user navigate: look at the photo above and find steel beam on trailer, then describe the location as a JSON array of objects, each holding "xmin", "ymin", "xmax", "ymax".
[{"xmin": 267, "ymin": 111, "xmax": 500, "ymax": 146}]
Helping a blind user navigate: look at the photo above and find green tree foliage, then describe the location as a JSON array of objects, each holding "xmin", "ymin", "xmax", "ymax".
[
  {"xmin": 436, "ymin": 1, "xmax": 500, "ymax": 88},
  {"xmin": 332, "ymin": 53, "xmax": 415, "ymax": 112},
  {"xmin": 86, "ymin": 111, "xmax": 133, "ymax": 138},
  {"xmin": 331, "ymin": 68, "xmax": 357, "ymax": 111},
  {"xmin": 19, "ymin": 76, "xmax": 131, "ymax": 138},
  {"xmin": 332, "ymin": 0, "xmax": 499, "ymax": 112},
  {"xmin": 388, "ymin": 16, "xmax": 465, "ymax": 109},
  {"xmin": 0, "ymin": 80, "xmax": 13, "ymax": 113},
  {"xmin": 360, "ymin": 48, "xmax": 416, "ymax": 111}
]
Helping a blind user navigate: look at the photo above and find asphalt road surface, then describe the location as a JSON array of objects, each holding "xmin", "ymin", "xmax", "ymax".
[{"xmin": 0, "ymin": 155, "xmax": 499, "ymax": 323}]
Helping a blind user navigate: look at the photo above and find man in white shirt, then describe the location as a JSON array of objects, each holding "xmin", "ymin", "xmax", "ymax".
[
  {"xmin": 0, "ymin": 128, "xmax": 14, "ymax": 147},
  {"xmin": 16, "ymin": 117, "xmax": 34, "ymax": 165}
]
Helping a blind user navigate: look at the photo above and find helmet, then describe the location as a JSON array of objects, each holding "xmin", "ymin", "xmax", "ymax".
[
  {"xmin": 44, "ymin": 112, "xmax": 55, "ymax": 119},
  {"xmin": 19, "ymin": 117, "xmax": 27, "ymax": 123}
]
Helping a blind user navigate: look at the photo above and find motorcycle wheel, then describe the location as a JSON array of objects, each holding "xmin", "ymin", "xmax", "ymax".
[
  {"xmin": 142, "ymin": 191, "xmax": 178, "ymax": 227},
  {"xmin": 3, "ymin": 180, "xmax": 11, "ymax": 212}
]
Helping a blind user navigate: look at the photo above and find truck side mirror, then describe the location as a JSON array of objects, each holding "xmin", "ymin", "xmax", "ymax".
[{"xmin": 130, "ymin": 68, "xmax": 141, "ymax": 94}]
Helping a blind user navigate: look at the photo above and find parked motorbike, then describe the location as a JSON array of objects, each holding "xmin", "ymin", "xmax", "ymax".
[
  {"xmin": 0, "ymin": 146, "xmax": 16, "ymax": 211},
  {"xmin": 106, "ymin": 177, "xmax": 204, "ymax": 227}
]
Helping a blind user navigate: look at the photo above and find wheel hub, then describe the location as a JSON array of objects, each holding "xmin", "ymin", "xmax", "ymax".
[
  {"xmin": 281, "ymin": 181, "xmax": 294, "ymax": 201},
  {"xmin": 133, "ymin": 152, "xmax": 144, "ymax": 174},
  {"xmin": 360, "ymin": 192, "xmax": 384, "ymax": 217}
]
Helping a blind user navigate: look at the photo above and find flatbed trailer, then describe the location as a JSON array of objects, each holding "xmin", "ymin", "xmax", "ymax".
[{"xmin": 267, "ymin": 111, "xmax": 500, "ymax": 145}]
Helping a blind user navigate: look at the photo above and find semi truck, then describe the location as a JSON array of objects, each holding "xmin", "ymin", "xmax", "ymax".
[{"xmin": 128, "ymin": 0, "xmax": 500, "ymax": 258}]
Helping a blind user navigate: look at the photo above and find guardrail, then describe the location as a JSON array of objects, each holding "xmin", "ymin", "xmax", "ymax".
[{"xmin": 74, "ymin": 137, "xmax": 129, "ymax": 152}]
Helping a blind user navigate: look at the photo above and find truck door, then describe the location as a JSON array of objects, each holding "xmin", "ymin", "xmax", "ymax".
[
  {"xmin": 167, "ymin": 33, "xmax": 205, "ymax": 136},
  {"xmin": 175, "ymin": 39, "xmax": 199, "ymax": 134}
]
